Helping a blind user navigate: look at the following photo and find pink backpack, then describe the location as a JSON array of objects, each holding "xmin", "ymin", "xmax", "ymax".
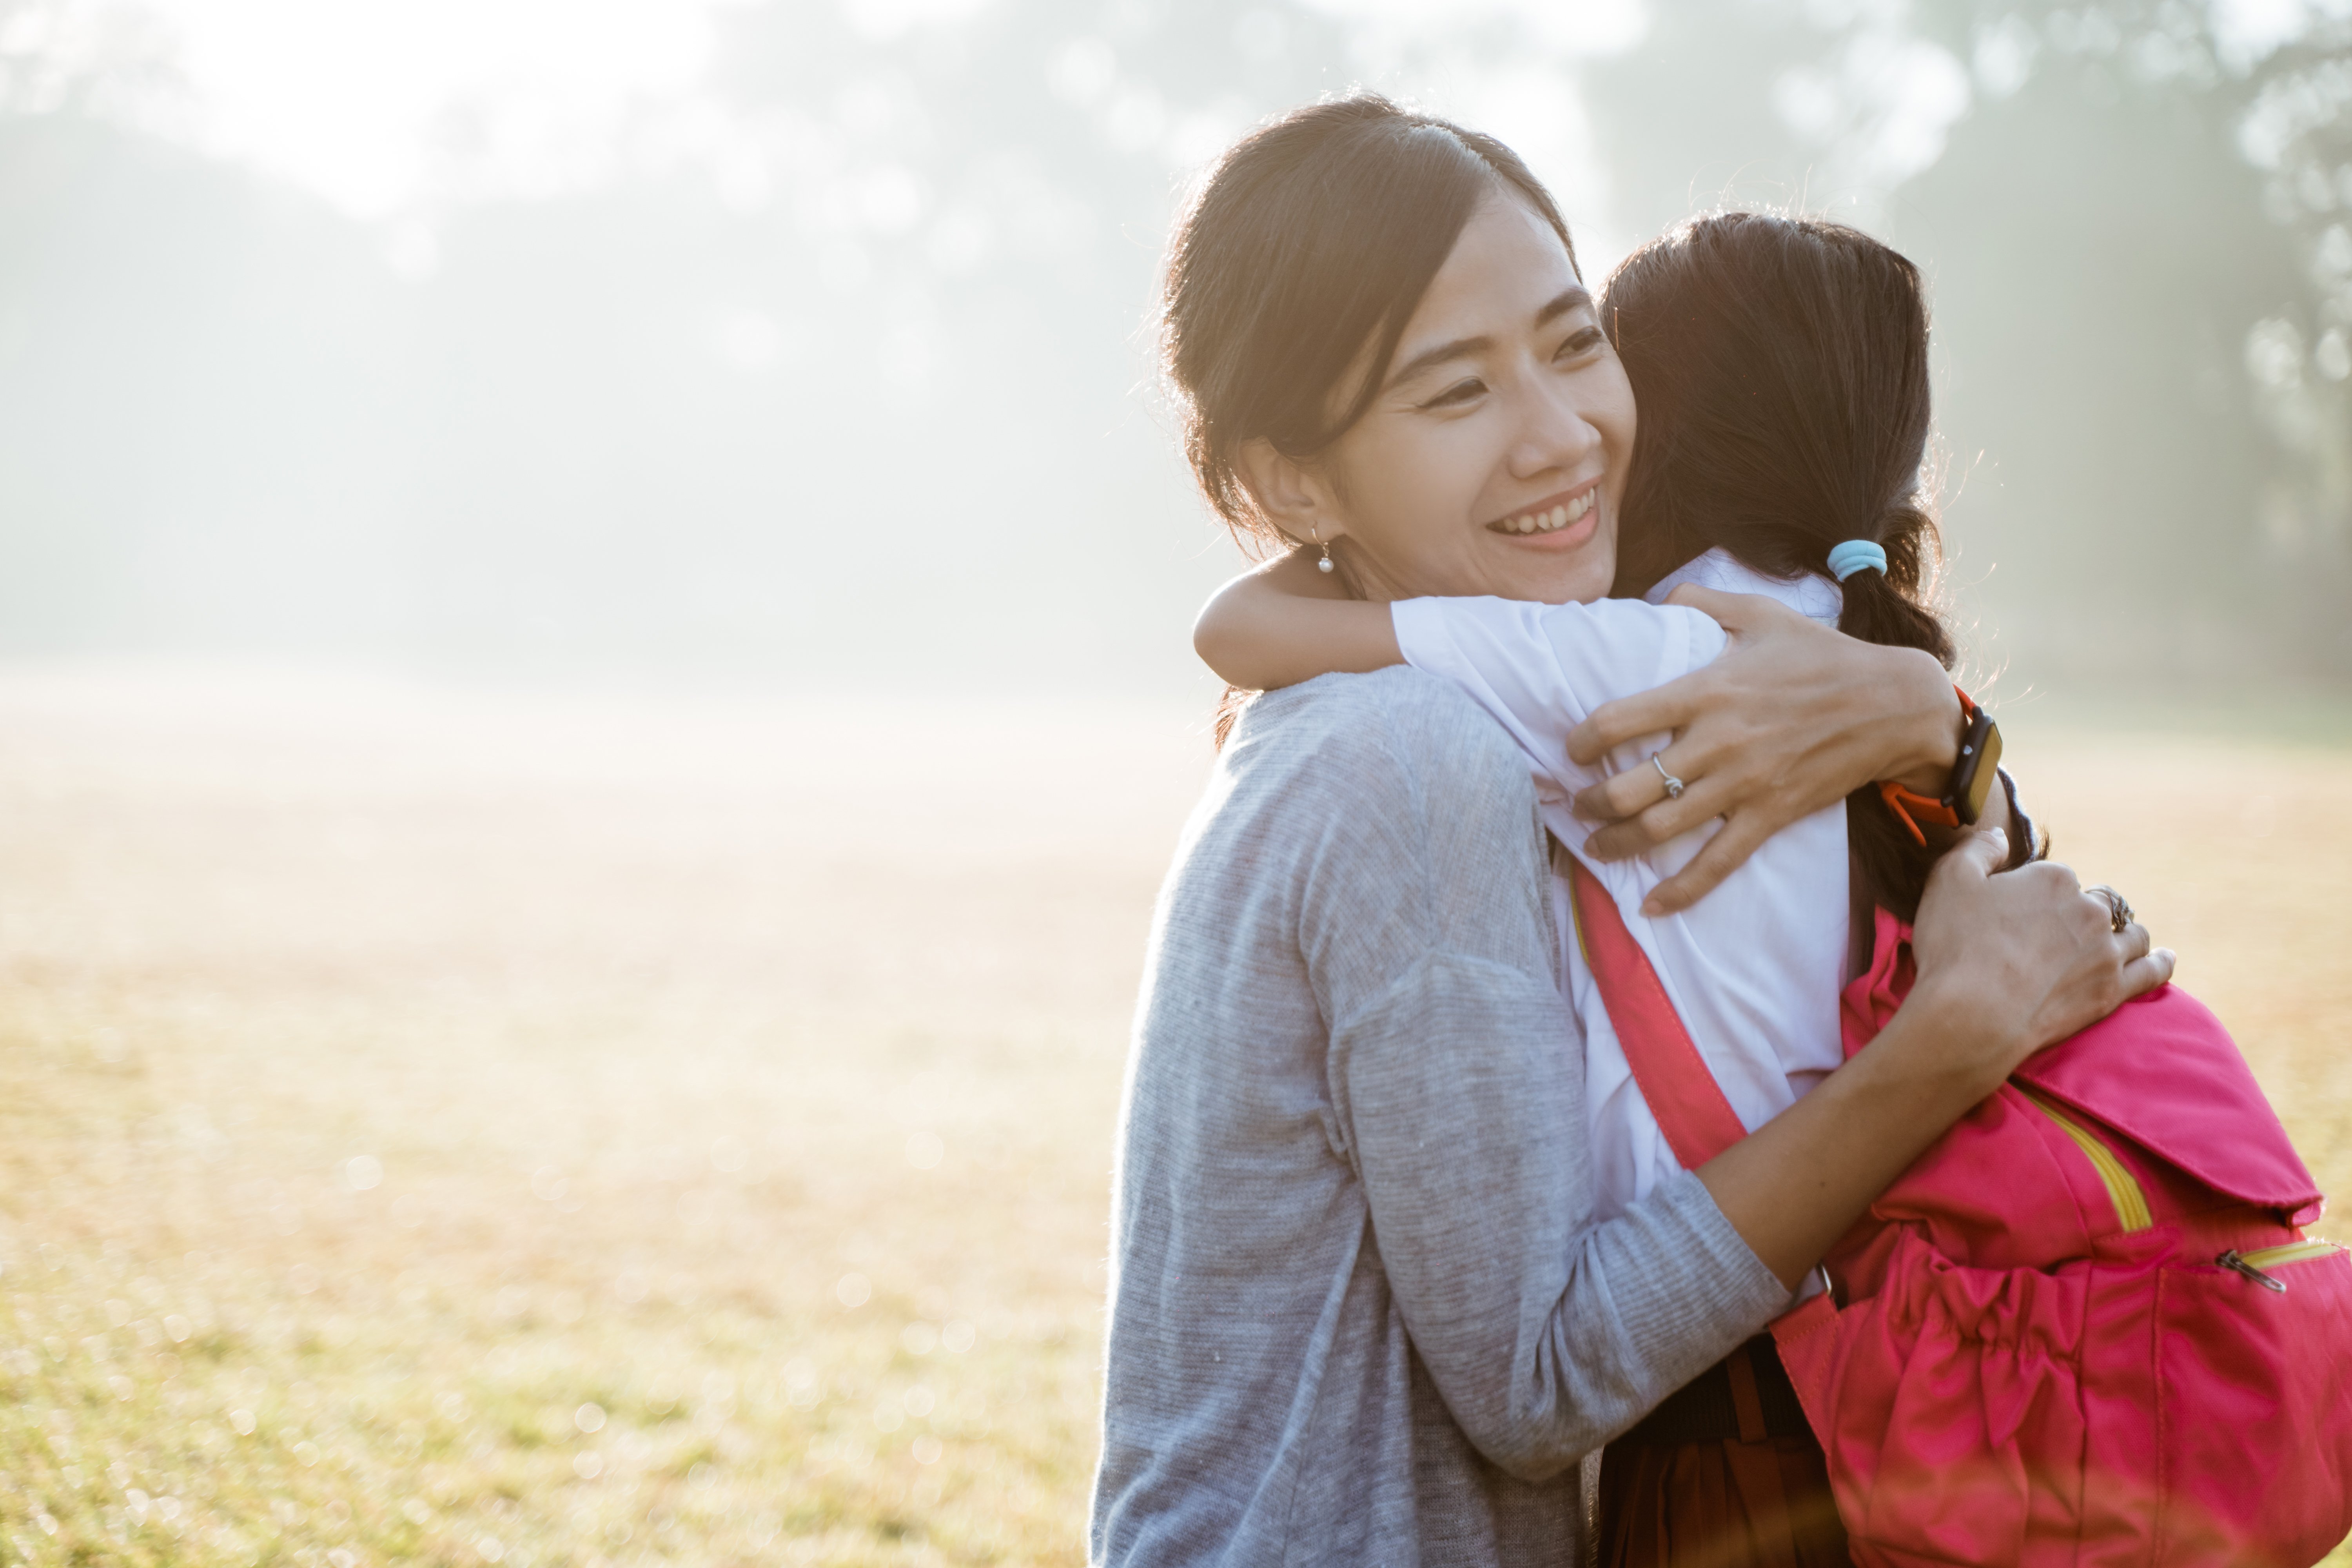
[{"xmin": 1570, "ymin": 865, "xmax": 2352, "ymax": 1566}]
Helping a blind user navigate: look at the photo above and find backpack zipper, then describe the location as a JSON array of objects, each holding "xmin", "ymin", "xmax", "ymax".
[
  {"xmin": 2018, "ymin": 1088, "xmax": 2153, "ymax": 1234},
  {"xmin": 2218, "ymin": 1240, "xmax": 2348, "ymax": 1293},
  {"xmin": 2016, "ymin": 1088, "xmax": 2344, "ymax": 1290}
]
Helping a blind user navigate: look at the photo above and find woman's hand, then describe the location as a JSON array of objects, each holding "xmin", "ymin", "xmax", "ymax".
[
  {"xmin": 1905, "ymin": 828, "xmax": 2177, "ymax": 1096},
  {"xmin": 1564, "ymin": 585, "xmax": 1964, "ymax": 914}
]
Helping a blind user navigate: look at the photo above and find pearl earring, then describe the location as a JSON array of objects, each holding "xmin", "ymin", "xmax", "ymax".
[{"xmin": 1310, "ymin": 526, "xmax": 1335, "ymax": 574}]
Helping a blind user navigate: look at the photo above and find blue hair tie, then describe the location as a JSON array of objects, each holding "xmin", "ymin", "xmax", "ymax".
[{"xmin": 1827, "ymin": 539, "xmax": 1887, "ymax": 582}]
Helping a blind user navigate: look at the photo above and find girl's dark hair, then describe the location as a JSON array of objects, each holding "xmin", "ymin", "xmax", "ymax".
[
  {"xmin": 1163, "ymin": 94, "xmax": 1575, "ymax": 745},
  {"xmin": 1162, "ymin": 93, "xmax": 1577, "ymax": 553},
  {"xmin": 1601, "ymin": 212, "xmax": 1985, "ymax": 920}
]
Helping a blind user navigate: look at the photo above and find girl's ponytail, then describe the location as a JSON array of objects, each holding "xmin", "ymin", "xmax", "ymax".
[
  {"xmin": 1603, "ymin": 213, "xmax": 2014, "ymax": 919},
  {"xmin": 1830, "ymin": 506, "xmax": 1949, "ymax": 668},
  {"xmin": 1828, "ymin": 509, "xmax": 1957, "ymax": 920}
]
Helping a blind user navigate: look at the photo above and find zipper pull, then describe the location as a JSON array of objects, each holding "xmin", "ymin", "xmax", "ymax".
[{"xmin": 2218, "ymin": 1250, "xmax": 2290, "ymax": 1293}]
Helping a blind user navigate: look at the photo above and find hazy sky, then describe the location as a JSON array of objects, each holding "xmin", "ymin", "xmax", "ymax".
[
  {"xmin": 140, "ymin": 0, "xmax": 742, "ymax": 216},
  {"xmin": 131, "ymin": 0, "xmax": 1648, "ymax": 221},
  {"xmin": 3, "ymin": 0, "xmax": 2339, "ymax": 689}
]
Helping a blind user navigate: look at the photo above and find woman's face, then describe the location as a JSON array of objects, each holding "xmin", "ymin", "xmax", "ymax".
[{"xmin": 1312, "ymin": 191, "xmax": 1635, "ymax": 604}]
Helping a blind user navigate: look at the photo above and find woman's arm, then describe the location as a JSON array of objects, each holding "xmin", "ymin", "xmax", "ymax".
[
  {"xmin": 1193, "ymin": 548, "xmax": 1401, "ymax": 690},
  {"xmin": 1308, "ymin": 682, "xmax": 2170, "ymax": 1475},
  {"xmin": 1307, "ymin": 679, "xmax": 1794, "ymax": 1475}
]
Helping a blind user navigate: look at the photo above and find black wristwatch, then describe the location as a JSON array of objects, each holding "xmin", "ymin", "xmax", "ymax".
[
  {"xmin": 1880, "ymin": 687, "xmax": 2002, "ymax": 840},
  {"xmin": 1947, "ymin": 691, "xmax": 2002, "ymax": 825}
]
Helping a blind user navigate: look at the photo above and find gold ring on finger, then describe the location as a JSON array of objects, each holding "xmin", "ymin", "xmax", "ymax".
[{"xmin": 2086, "ymin": 884, "xmax": 2133, "ymax": 935}]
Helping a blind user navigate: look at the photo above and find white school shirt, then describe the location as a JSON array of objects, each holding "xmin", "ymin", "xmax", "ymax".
[{"xmin": 1390, "ymin": 548, "xmax": 1849, "ymax": 1221}]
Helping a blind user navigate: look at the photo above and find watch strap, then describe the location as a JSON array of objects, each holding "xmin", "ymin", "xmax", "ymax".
[
  {"xmin": 1879, "ymin": 780, "xmax": 1958, "ymax": 846},
  {"xmin": 1878, "ymin": 686, "xmax": 2002, "ymax": 843}
]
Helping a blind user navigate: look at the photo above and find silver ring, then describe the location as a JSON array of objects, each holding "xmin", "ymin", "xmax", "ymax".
[
  {"xmin": 1651, "ymin": 753, "xmax": 1684, "ymax": 801},
  {"xmin": 2086, "ymin": 884, "xmax": 2133, "ymax": 935}
]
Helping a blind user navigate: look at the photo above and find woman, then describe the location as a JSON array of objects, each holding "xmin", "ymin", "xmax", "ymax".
[
  {"xmin": 1185, "ymin": 210, "xmax": 1963, "ymax": 1560},
  {"xmin": 1089, "ymin": 96, "xmax": 2168, "ymax": 1568}
]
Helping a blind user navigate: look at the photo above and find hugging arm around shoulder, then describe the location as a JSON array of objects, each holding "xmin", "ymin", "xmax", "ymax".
[
  {"xmin": 1296, "ymin": 671, "xmax": 1787, "ymax": 1475},
  {"xmin": 1388, "ymin": 593, "xmax": 1725, "ymax": 803},
  {"xmin": 1192, "ymin": 551, "xmax": 1405, "ymax": 692}
]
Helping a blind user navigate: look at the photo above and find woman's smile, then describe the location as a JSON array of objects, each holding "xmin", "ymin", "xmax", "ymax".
[{"xmin": 1484, "ymin": 477, "xmax": 1604, "ymax": 550}]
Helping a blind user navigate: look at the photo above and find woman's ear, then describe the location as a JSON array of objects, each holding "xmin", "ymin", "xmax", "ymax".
[{"xmin": 1236, "ymin": 437, "xmax": 1348, "ymax": 544}]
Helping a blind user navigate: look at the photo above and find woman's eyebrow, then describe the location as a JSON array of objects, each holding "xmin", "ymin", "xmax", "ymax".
[
  {"xmin": 1385, "ymin": 334, "xmax": 1490, "ymax": 392},
  {"xmin": 1383, "ymin": 287, "xmax": 1596, "ymax": 394},
  {"xmin": 1535, "ymin": 285, "xmax": 1593, "ymax": 327}
]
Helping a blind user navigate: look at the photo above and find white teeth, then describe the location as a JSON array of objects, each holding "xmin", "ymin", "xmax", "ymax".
[{"xmin": 1495, "ymin": 497, "xmax": 1597, "ymax": 535}]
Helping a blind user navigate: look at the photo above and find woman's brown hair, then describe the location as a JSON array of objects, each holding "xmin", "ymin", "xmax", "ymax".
[
  {"xmin": 1161, "ymin": 93, "xmax": 1575, "ymax": 741},
  {"xmin": 1602, "ymin": 212, "xmax": 1988, "ymax": 919}
]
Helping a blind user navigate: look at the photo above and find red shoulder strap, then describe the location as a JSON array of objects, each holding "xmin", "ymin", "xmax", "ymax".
[{"xmin": 1565, "ymin": 854, "xmax": 1750, "ymax": 1169}]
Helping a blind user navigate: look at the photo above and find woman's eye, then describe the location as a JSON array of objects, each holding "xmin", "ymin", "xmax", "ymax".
[
  {"xmin": 1422, "ymin": 378, "xmax": 1486, "ymax": 409},
  {"xmin": 1555, "ymin": 327, "xmax": 1605, "ymax": 361}
]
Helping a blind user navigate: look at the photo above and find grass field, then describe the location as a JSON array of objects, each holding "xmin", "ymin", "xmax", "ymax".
[{"xmin": 0, "ymin": 668, "xmax": 2347, "ymax": 1566}]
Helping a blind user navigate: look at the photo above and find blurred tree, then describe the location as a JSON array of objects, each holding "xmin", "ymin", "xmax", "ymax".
[
  {"xmin": 4, "ymin": 0, "xmax": 2350, "ymax": 689},
  {"xmin": 1585, "ymin": 0, "xmax": 2352, "ymax": 680}
]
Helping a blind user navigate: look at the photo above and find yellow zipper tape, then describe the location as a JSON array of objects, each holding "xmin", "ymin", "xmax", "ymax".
[
  {"xmin": 2020, "ymin": 1088, "xmax": 2154, "ymax": 1234},
  {"xmin": 2241, "ymin": 1240, "xmax": 2348, "ymax": 1270}
]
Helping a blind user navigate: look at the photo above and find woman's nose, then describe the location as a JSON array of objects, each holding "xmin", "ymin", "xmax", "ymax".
[{"xmin": 1508, "ymin": 374, "xmax": 1602, "ymax": 479}]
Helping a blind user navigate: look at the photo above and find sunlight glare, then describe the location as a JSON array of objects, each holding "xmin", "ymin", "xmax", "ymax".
[{"xmin": 138, "ymin": 0, "xmax": 726, "ymax": 217}]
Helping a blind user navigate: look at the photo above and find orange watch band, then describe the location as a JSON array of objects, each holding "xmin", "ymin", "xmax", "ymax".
[
  {"xmin": 1879, "ymin": 780, "xmax": 1961, "ymax": 846},
  {"xmin": 1877, "ymin": 685, "xmax": 1985, "ymax": 846}
]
